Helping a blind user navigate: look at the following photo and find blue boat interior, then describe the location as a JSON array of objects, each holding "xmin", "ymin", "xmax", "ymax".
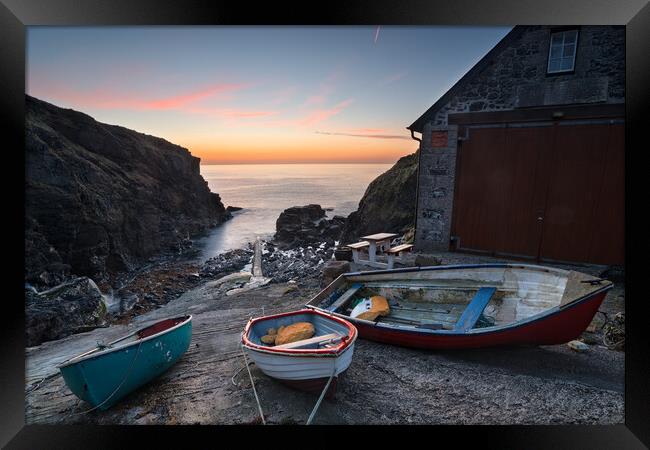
[
  {"xmin": 309, "ymin": 266, "xmax": 604, "ymax": 332},
  {"xmin": 248, "ymin": 313, "xmax": 350, "ymax": 349}
]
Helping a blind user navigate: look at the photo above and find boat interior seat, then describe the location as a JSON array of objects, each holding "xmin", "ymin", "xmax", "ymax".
[
  {"xmin": 273, "ymin": 333, "xmax": 341, "ymax": 350},
  {"xmin": 453, "ymin": 287, "xmax": 497, "ymax": 332}
]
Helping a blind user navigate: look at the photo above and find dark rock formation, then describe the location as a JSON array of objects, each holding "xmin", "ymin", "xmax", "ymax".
[
  {"xmin": 25, "ymin": 95, "xmax": 230, "ymax": 287},
  {"xmin": 25, "ymin": 277, "xmax": 108, "ymax": 346},
  {"xmin": 340, "ymin": 151, "xmax": 418, "ymax": 244},
  {"xmin": 262, "ymin": 241, "xmax": 334, "ymax": 287},
  {"xmin": 273, "ymin": 204, "xmax": 345, "ymax": 249},
  {"xmin": 200, "ymin": 248, "xmax": 253, "ymax": 278}
]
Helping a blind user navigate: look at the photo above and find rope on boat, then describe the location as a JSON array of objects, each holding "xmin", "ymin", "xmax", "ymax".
[
  {"xmin": 240, "ymin": 344, "xmax": 266, "ymax": 425},
  {"xmin": 26, "ymin": 372, "xmax": 62, "ymax": 395},
  {"xmin": 68, "ymin": 340, "xmax": 143, "ymax": 416},
  {"xmin": 305, "ymin": 365, "xmax": 337, "ymax": 426}
]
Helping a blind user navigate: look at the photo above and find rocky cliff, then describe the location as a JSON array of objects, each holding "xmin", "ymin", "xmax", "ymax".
[
  {"xmin": 339, "ymin": 151, "xmax": 418, "ymax": 244},
  {"xmin": 25, "ymin": 95, "xmax": 230, "ymax": 287}
]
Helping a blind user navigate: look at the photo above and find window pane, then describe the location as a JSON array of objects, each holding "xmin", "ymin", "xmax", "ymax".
[
  {"xmin": 563, "ymin": 44, "xmax": 575, "ymax": 57},
  {"xmin": 565, "ymin": 30, "xmax": 578, "ymax": 43},
  {"xmin": 549, "ymin": 59, "xmax": 561, "ymax": 72},
  {"xmin": 560, "ymin": 57, "xmax": 573, "ymax": 70},
  {"xmin": 551, "ymin": 33, "xmax": 563, "ymax": 45},
  {"xmin": 551, "ymin": 45, "xmax": 562, "ymax": 58}
]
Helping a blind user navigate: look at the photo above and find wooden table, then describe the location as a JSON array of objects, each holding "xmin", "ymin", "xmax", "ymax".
[{"xmin": 361, "ymin": 233, "xmax": 397, "ymax": 263}]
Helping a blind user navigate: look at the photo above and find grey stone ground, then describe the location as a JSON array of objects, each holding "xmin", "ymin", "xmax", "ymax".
[{"xmin": 25, "ymin": 251, "xmax": 624, "ymax": 425}]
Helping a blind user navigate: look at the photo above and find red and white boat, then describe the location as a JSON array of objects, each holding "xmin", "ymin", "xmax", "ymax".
[
  {"xmin": 241, "ymin": 309, "xmax": 358, "ymax": 395},
  {"xmin": 305, "ymin": 264, "xmax": 612, "ymax": 350}
]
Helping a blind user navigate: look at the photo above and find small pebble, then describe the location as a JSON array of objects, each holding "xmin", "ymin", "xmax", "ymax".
[{"xmin": 567, "ymin": 340, "xmax": 589, "ymax": 352}]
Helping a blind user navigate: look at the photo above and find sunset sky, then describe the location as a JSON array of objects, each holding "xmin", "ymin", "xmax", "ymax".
[{"xmin": 27, "ymin": 26, "xmax": 511, "ymax": 164}]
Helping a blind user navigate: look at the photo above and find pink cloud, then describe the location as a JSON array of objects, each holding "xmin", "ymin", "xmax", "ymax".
[
  {"xmin": 32, "ymin": 82, "xmax": 250, "ymax": 112},
  {"xmin": 188, "ymin": 106, "xmax": 278, "ymax": 119},
  {"xmin": 259, "ymin": 98, "xmax": 354, "ymax": 129},
  {"xmin": 299, "ymin": 98, "xmax": 354, "ymax": 126},
  {"xmin": 301, "ymin": 71, "xmax": 343, "ymax": 107}
]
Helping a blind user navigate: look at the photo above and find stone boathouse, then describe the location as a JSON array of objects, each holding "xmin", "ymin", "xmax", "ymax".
[{"xmin": 408, "ymin": 25, "xmax": 624, "ymax": 265}]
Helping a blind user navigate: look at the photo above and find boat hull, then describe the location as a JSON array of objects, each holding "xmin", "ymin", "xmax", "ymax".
[
  {"xmin": 350, "ymin": 290, "xmax": 607, "ymax": 350},
  {"xmin": 245, "ymin": 342, "xmax": 355, "ymax": 381},
  {"xmin": 59, "ymin": 316, "xmax": 192, "ymax": 410},
  {"xmin": 242, "ymin": 309, "xmax": 357, "ymax": 394}
]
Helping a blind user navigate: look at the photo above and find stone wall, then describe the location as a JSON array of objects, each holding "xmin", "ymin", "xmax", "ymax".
[
  {"xmin": 413, "ymin": 25, "xmax": 624, "ymax": 252},
  {"xmin": 431, "ymin": 26, "xmax": 625, "ymax": 126},
  {"xmin": 414, "ymin": 124, "xmax": 458, "ymax": 252}
]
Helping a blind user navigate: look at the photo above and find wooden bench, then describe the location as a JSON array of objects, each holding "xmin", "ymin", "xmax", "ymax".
[
  {"xmin": 273, "ymin": 333, "xmax": 342, "ymax": 350},
  {"xmin": 453, "ymin": 287, "xmax": 496, "ymax": 332},
  {"xmin": 346, "ymin": 241, "xmax": 370, "ymax": 263},
  {"xmin": 385, "ymin": 244, "xmax": 414, "ymax": 269}
]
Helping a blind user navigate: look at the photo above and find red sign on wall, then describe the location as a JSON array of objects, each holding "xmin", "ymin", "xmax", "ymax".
[{"xmin": 431, "ymin": 131, "xmax": 448, "ymax": 147}]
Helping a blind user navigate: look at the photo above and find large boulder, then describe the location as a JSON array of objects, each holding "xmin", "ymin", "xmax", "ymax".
[
  {"xmin": 321, "ymin": 260, "xmax": 351, "ymax": 287},
  {"xmin": 274, "ymin": 205, "xmax": 345, "ymax": 249},
  {"xmin": 340, "ymin": 151, "xmax": 419, "ymax": 245},
  {"xmin": 25, "ymin": 277, "xmax": 108, "ymax": 346},
  {"xmin": 25, "ymin": 95, "xmax": 231, "ymax": 287}
]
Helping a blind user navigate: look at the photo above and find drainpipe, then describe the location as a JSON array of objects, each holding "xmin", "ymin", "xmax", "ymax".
[{"xmin": 409, "ymin": 128, "xmax": 422, "ymax": 246}]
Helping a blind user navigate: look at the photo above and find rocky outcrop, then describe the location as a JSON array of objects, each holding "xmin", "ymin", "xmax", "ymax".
[
  {"xmin": 25, "ymin": 277, "xmax": 108, "ymax": 346},
  {"xmin": 25, "ymin": 95, "xmax": 230, "ymax": 286},
  {"xmin": 339, "ymin": 151, "xmax": 418, "ymax": 245},
  {"xmin": 273, "ymin": 204, "xmax": 345, "ymax": 249},
  {"xmin": 321, "ymin": 260, "xmax": 351, "ymax": 287}
]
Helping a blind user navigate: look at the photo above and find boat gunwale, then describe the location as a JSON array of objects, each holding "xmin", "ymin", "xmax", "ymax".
[
  {"xmin": 56, "ymin": 315, "xmax": 193, "ymax": 369},
  {"xmin": 241, "ymin": 308, "xmax": 358, "ymax": 357},
  {"xmin": 305, "ymin": 263, "xmax": 612, "ymax": 337}
]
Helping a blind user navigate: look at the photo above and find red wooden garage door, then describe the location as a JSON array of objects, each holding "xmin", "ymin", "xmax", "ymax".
[{"xmin": 452, "ymin": 121, "xmax": 624, "ymax": 265}]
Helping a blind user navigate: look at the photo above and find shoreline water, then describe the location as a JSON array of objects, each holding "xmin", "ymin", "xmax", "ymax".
[{"xmin": 196, "ymin": 163, "xmax": 391, "ymax": 260}]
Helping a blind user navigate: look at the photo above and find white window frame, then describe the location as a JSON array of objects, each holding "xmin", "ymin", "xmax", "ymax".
[{"xmin": 547, "ymin": 30, "xmax": 579, "ymax": 74}]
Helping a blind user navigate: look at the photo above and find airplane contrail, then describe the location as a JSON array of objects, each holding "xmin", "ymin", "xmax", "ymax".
[{"xmin": 374, "ymin": 26, "xmax": 381, "ymax": 44}]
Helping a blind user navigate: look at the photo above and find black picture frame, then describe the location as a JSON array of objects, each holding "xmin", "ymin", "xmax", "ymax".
[{"xmin": 2, "ymin": 0, "xmax": 648, "ymax": 447}]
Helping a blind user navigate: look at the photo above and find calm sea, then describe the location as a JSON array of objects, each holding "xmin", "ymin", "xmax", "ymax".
[{"xmin": 195, "ymin": 163, "xmax": 392, "ymax": 261}]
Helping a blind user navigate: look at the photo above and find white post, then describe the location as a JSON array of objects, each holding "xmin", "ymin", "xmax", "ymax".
[
  {"xmin": 352, "ymin": 249, "xmax": 360, "ymax": 263},
  {"xmin": 387, "ymin": 254, "xmax": 395, "ymax": 269}
]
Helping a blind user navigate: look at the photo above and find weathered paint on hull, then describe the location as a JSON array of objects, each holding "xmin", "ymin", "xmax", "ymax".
[
  {"xmin": 59, "ymin": 318, "xmax": 192, "ymax": 410},
  {"xmin": 353, "ymin": 291, "xmax": 607, "ymax": 350}
]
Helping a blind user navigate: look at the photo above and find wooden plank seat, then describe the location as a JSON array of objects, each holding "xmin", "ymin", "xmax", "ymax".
[
  {"xmin": 453, "ymin": 287, "xmax": 497, "ymax": 332},
  {"xmin": 386, "ymin": 244, "xmax": 414, "ymax": 254},
  {"xmin": 386, "ymin": 244, "xmax": 414, "ymax": 269},
  {"xmin": 273, "ymin": 333, "xmax": 341, "ymax": 350},
  {"xmin": 327, "ymin": 283, "xmax": 362, "ymax": 312},
  {"xmin": 346, "ymin": 241, "xmax": 370, "ymax": 263}
]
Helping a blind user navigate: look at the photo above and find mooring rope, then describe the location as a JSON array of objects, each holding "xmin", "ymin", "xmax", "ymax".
[
  {"xmin": 26, "ymin": 372, "xmax": 62, "ymax": 395},
  {"xmin": 306, "ymin": 365, "xmax": 337, "ymax": 426},
  {"xmin": 240, "ymin": 344, "xmax": 266, "ymax": 425},
  {"xmin": 66, "ymin": 340, "xmax": 143, "ymax": 417},
  {"xmin": 231, "ymin": 360, "xmax": 255, "ymax": 387}
]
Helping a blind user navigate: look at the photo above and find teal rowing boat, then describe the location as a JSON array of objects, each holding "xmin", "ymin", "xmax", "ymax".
[{"xmin": 57, "ymin": 315, "xmax": 192, "ymax": 410}]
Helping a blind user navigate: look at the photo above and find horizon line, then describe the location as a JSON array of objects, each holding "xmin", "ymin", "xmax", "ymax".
[{"xmin": 199, "ymin": 160, "xmax": 398, "ymax": 165}]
